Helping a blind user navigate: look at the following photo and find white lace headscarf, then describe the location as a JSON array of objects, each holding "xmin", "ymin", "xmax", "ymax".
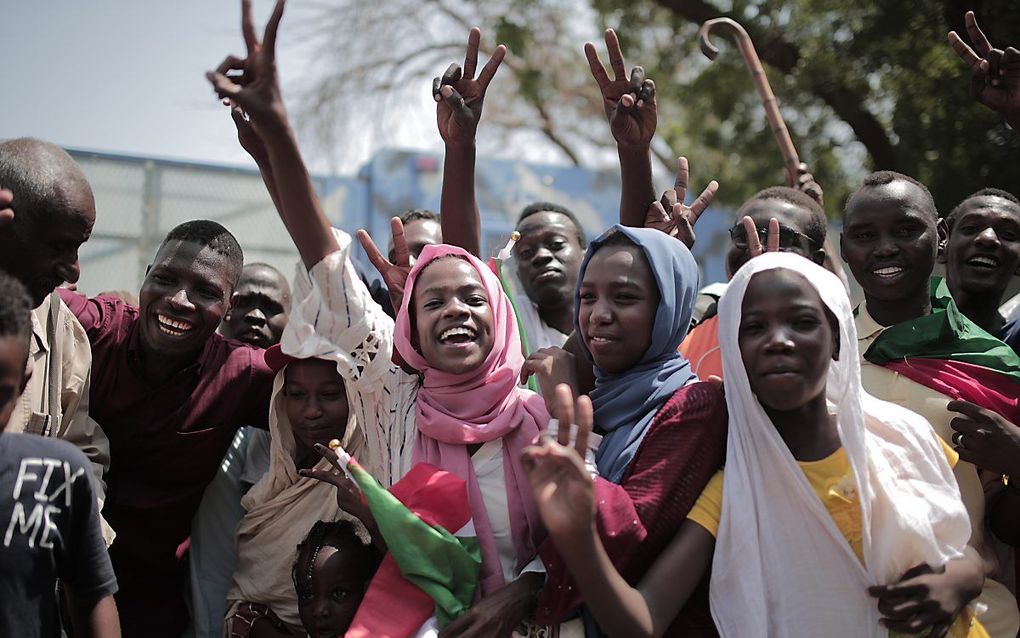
[{"xmin": 710, "ymin": 252, "xmax": 970, "ymax": 638}]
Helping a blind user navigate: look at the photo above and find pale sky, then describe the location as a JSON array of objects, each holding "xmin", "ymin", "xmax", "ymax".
[{"xmin": 1, "ymin": 0, "xmax": 450, "ymax": 172}]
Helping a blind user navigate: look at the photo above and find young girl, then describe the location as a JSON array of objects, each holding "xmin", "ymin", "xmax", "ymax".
[
  {"xmin": 524, "ymin": 253, "xmax": 987, "ymax": 638},
  {"xmin": 292, "ymin": 519, "xmax": 382, "ymax": 638},
  {"xmin": 533, "ymin": 225, "xmax": 726, "ymax": 637},
  {"xmin": 225, "ymin": 346, "xmax": 367, "ymax": 637},
  {"xmin": 207, "ymin": 4, "xmax": 547, "ymax": 632}
]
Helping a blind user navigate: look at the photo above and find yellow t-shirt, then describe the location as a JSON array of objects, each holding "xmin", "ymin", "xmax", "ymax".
[{"xmin": 687, "ymin": 443, "xmax": 987, "ymax": 638}]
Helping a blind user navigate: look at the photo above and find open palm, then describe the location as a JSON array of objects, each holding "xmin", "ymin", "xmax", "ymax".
[{"xmin": 522, "ymin": 385, "xmax": 596, "ymax": 541}]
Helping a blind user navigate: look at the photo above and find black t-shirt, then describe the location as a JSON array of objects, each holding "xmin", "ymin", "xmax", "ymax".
[{"xmin": 0, "ymin": 433, "xmax": 117, "ymax": 638}]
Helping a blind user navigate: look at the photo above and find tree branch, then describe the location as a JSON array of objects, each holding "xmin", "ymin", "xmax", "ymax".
[{"xmin": 650, "ymin": 0, "xmax": 900, "ymax": 169}]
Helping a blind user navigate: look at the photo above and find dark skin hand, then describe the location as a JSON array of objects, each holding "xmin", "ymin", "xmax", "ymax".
[
  {"xmin": 68, "ymin": 592, "xmax": 120, "ymax": 638},
  {"xmin": 433, "ymin": 28, "xmax": 506, "ymax": 257},
  {"xmin": 643, "ymin": 156, "xmax": 719, "ymax": 249},
  {"xmin": 520, "ymin": 346, "xmax": 578, "ymax": 407},
  {"xmin": 207, "ymin": 0, "xmax": 339, "ymax": 271},
  {"xmin": 521, "ymin": 384, "xmax": 714, "ymax": 638},
  {"xmin": 438, "ymin": 571, "xmax": 544, "ymax": 638},
  {"xmin": 299, "ymin": 442, "xmax": 387, "ymax": 553},
  {"xmin": 357, "ymin": 218, "xmax": 411, "ymax": 314},
  {"xmin": 585, "ymin": 28, "xmax": 658, "ymax": 228},
  {"xmin": 949, "ymin": 400, "xmax": 1020, "ymax": 477},
  {"xmin": 948, "ymin": 11, "xmax": 1020, "ymax": 131},
  {"xmin": 868, "ymin": 553, "xmax": 984, "ymax": 637}
]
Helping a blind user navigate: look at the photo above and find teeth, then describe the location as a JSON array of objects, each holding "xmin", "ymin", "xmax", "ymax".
[
  {"xmin": 969, "ymin": 256, "xmax": 998, "ymax": 267},
  {"xmin": 873, "ymin": 267, "xmax": 903, "ymax": 277},
  {"xmin": 440, "ymin": 326, "xmax": 476, "ymax": 342},
  {"xmin": 157, "ymin": 314, "xmax": 193, "ymax": 335},
  {"xmin": 590, "ymin": 336, "xmax": 613, "ymax": 343}
]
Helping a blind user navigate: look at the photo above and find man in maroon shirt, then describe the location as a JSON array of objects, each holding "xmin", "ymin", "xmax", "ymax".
[{"xmin": 61, "ymin": 219, "xmax": 275, "ymax": 638}]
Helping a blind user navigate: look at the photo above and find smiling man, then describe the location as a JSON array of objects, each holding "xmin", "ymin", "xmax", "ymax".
[
  {"xmin": 59, "ymin": 220, "xmax": 275, "ymax": 638},
  {"xmin": 512, "ymin": 203, "xmax": 587, "ymax": 351},
  {"xmin": 942, "ymin": 188, "xmax": 1020, "ymax": 351},
  {"xmin": 842, "ymin": 171, "xmax": 1020, "ymax": 638}
]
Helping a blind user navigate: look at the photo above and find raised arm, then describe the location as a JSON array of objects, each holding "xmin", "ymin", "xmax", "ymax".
[
  {"xmin": 206, "ymin": 0, "xmax": 337, "ymax": 270},
  {"xmin": 948, "ymin": 11, "xmax": 1020, "ymax": 132},
  {"xmin": 434, "ymin": 28, "xmax": 507, "ymax": 257},
  {"xmin": 522, "ymin": 385, "xmax": 714, "ymax": 638},
  {"xmin": 643, "ymin": 156, "xmax": 718, "ymax": 248},
  {"xmin": 585, "ymin": 29, "xmax": 658, "ymax": 227}
]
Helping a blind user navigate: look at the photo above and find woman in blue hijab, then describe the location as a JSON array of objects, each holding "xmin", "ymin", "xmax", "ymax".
[{"xmin": 532, "ymin": 225, "xmax": 726, "ymax": 637}]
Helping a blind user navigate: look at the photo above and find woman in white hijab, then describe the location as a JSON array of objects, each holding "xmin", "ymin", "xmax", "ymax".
[{"xmin": 523, "ymin": 253, "xmax": 988, "ymax": 638}]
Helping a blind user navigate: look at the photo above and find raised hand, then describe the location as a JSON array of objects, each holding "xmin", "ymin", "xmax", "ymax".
[
  {"xmin": 433, "ymin": 28, "xmax": 507, "ymax": 148},
  {"xmin": 585, "ymin": 29, "xmax": 657, "ymax": 149},
  {"xmin": 795, "ymin": 162, "xmax": 824, "ymax": 207},
  {"xmin": 358, "ymin": 217, "xmax": 412, "ymax": 313},
  {"xmin": 298, "ymin": 443, "xmax": 372, "ymax": 524},
  {"xmin": 644, "ymin": 156, "xmax": 719, "ymax": 248},
  {"xmin": 206, "ymin": 0, "xmax": 288, "ymax": 135},
  {"xmin": 521, "ymin": 384, "xmax": 595, "ymax": 542},
  {"xmin": 948, "ymin": 11, "xmax": 1020, "ymax": 122}
]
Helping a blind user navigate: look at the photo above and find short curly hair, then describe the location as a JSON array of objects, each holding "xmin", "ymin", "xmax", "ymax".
[
  {"xmin": 0, "ymin": 269, "xmax": 33, "ymax": 348},
  {"xmin": 945, "ymin": 188, "xmax": 1020, "ymax": 229}
]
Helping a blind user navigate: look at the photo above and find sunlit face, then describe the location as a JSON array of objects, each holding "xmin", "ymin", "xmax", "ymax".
[
  {"xmin": 296, "ymin": 545, "xmax": 373, "ymax": 638},
  {"xmin": 841, "ymin": 181, "xmax": 942, "ymax": 304},
  {"xmin": 411, "ymin": 257, "xmax": 495, "ymax": 375},
  {"xmin": 0, "ymin": 336, "xmax": 28, "ymax": 431},
  {"xmin": 221, "ymin": 265, "xmax": 290, "ymax": 348},
  {"xmin": 138, "ymin": 240, "xmax": 236, "ymax": 361},
  {"xmin": 577, "ymin": 243, "xmax": 659, "ymax": 374},
  {"xmin": 283, "ymin": 359, "xmax": 350, "ymax": 455},
  {"xmin": 944, "ymin": 195, "xmax": 1020, "ymax": 300},
  {"xmin": 738, "ymin": 270, "xmax": 838, "ymax": 413},
  {"xmin": 513, "ymin": 211, "xmax": 585, "ymax": 310}
]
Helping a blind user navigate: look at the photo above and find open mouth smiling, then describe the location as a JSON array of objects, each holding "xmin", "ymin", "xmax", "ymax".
[
  {"xmin": 965, "ymin": 254, "xmax": 1000, "ymax": 269},
  {"xmin": 156, "ymin": 313, "xmax": 195, "ymax": 337},
  {"xmin": 438, "ymin": 325, "xmax": 478, "ymax": 345},
  {"xmin": 872, "ymin": 266, "xmax": 905, "ymax": 279}
]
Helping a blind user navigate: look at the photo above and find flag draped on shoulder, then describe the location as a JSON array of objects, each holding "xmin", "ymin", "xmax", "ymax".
[
  {"xmin": 334, "ymin": 447, "xmax": 481, "ymax": 638},
  {"xmin": 864, "ymin": 277, "xmax": 1020, "ymax": 423}
]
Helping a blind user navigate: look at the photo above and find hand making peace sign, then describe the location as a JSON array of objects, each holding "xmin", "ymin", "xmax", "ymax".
[
  {"xmin": 585, "ymin": 28, "xmax": 657, "ymax": 149},
  {"xmin": 948, "ymin": 11, "xmax": 1020, "ymax": 121},
  {"xmin": 644, "ymin": 156, "xmax": 720, "ymax": 249},
  {"xmin": 206, "ymin": 0, "xmax": 287, "ymax": 135},
  {"xmin": 433, "ymin": 28, "xmax": 508, "ymax": 147},
  {"xmin": 357, "ymin": 218, "xmax": 412, "ymax": 313}
]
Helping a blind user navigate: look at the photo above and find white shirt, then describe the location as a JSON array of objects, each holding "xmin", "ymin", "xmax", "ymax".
[{"xmin": 285, "ymin": 231, "xmax": 543, "ymax": 581}]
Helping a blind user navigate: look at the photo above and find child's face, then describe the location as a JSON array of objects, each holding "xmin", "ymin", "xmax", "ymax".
[
  {"xmin": 577, "ymin": 244, "xmax": 660, "ymax": 373},
  {"xmin": 412, "ymin": 257, "xmax": 495, "ymax": 375},
  {"xmin": 0, "ymin": 336, "xmax": 28, "ymax": 431},
  {"xmin": 841, "ymin": 181, "xmax": 942, "ymax": 305},
  {"xmin": 296, "ymin": 546, "xmax": 370, "ymax": 638},
  {"xmin": 738, "ymin": 270, "xmax": 837, "ymax": 412},
  {"xmin": 283, "ymin": 359, "xmax": 350, "ymax": 453}
]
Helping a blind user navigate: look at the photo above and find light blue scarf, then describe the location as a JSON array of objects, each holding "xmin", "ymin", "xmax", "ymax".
[{"xmin": 574, "ymin": 225, "xmax": 700, "ymax": 484}]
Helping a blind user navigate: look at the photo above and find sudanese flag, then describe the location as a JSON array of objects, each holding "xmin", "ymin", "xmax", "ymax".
[
  {"xmin": 863, "ymin": 278, "xmax": 1020, "ymax": 424},
  {"xmin": 334, "ymin": 448, "xmax": 481, "ymax": 638}
]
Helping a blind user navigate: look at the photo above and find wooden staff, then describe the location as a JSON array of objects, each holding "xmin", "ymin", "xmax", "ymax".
[
  {"xmin": 699, "ymin": 18, "xmax": 852, "ymax": 291},
  {"xmin": 698, "ymin": 17, "xmax": 800, "ymax": 186}
]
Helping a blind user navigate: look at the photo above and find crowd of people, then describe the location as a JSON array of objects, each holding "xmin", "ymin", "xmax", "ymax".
[{"xmin": 2, "ymin": 2, "xmax": 1020, "ymax": 637}]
